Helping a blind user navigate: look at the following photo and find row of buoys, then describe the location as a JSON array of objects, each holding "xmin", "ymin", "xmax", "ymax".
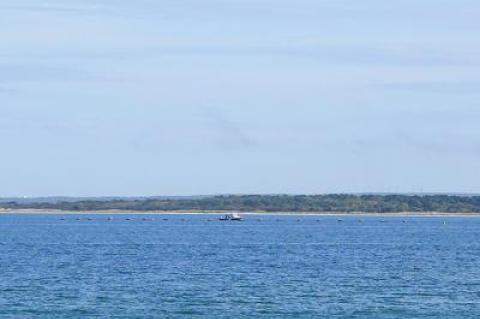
[
  {"xmin": 62, "ymin": 217, "xmax": 156, "ymax": 221},
  {"xmin": 60, "ymin": 217, "xmax": 449, "ymax": 224}
]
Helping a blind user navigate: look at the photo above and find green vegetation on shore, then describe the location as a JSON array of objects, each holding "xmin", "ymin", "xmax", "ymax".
[{"xmin": 2, "ymin": 194, "xmax": 480, "ymax": 213}]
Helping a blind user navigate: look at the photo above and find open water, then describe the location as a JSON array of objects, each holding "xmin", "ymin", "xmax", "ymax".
[{"xmin": 1, "ymin": 214, "xmax": 480, "ymax": 318}]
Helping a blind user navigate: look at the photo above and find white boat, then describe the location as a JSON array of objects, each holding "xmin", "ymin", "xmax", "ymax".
[
  {"xmin": 230, "ymin": 213, "xmax": 242, "ymax": 221},
  {"xmin": 219, "ymin": 213, "xmax": 243, "ymax": 221}
]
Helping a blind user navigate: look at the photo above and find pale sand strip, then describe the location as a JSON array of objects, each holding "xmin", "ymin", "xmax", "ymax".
[{"xmin": 1, "ymin": 208, "xmax": 480, "ymax": 217}]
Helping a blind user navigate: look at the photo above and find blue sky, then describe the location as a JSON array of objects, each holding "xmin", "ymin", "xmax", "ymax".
[{"xmin": 1, "ymin": 0, "xmax": 479, "ymax": 196}]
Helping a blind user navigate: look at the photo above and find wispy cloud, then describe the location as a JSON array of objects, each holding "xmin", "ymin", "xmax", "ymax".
[
  {"xmin": 0, "ymin": 63, "xmax": 106, "ymax": 83},
  {"xmin": 198, "ymin": 107, "xmax": 256, "ymax": 149},
  {"xmin": 0, "ymin": 112, "xmax": 97, "ymax": 135},
  {"xmin": 0, "ymin": 2, "xmax": 109, "ymax": 15},
  {"xmin": 383, "ymin": 81, "xmax": 480, "ymax": 94},
  {"xmin": 0, "ymin": 85, "xmax": 13, "ymax": 94},
  {"xmin": 7, "ymin": 43, "xmax": 477, "ymax": 68}
]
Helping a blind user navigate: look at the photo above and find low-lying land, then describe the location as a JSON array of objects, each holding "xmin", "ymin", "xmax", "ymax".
[{"xmin": 2, "ymin": 194, "xmax": 480, "ymax": 214}]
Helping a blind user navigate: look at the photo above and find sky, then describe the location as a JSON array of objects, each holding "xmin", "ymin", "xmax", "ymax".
[{"xmin": 1, "ymin": 0, "xmax": 480, "ymax": 197}]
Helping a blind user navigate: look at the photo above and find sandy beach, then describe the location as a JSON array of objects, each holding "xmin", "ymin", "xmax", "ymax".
[{"xmin": 2, "ymin": 208, "xmax": 480, "ymax": 217}]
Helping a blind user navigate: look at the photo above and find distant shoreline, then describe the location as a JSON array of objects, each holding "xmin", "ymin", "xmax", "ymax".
[
  {"xmin": 3, "ymin": 194, "xmax": 480, "ymax": 215},
  {"xmin": 2, "ymin": 208, "xmax": 480, "ymax": 217}
]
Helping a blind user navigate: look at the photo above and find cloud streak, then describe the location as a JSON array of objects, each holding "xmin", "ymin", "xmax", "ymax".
[
  {"xmin": 0, "ymin": 2, "xmax": 109, "ymax": 15},
  {"xmin": 6, "ymin": 43, "xmax": 478, "ymax": 68},
  {"xmin": 0, "ymin": 63, "xmax": 108, "ymax": 83},
  {"xmin": 198, "ymin": 107, "xmax": 256, "ymax": 150},
  {"xmin": 383, "ymin": 81, "xmax": 480, "ymax": 94},
  {"xmin": 0, "ymin": 85, "xmax": 12, "ymax": 93}
]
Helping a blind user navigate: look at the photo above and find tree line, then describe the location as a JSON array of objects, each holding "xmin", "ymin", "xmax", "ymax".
[{"xmin": 2, "ymin": 194, "xmax": 480, "ymax": 213}]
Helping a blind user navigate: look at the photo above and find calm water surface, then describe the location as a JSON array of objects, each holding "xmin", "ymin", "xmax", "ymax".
[{"xmin": 1, "ymin": 214, "xmax": 480, "ymax": 318}]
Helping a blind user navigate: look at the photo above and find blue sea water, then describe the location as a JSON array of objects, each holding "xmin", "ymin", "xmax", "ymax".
[{"xmin": 1, "ymin": 214, "xmax": 480, "ymax": 318}]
